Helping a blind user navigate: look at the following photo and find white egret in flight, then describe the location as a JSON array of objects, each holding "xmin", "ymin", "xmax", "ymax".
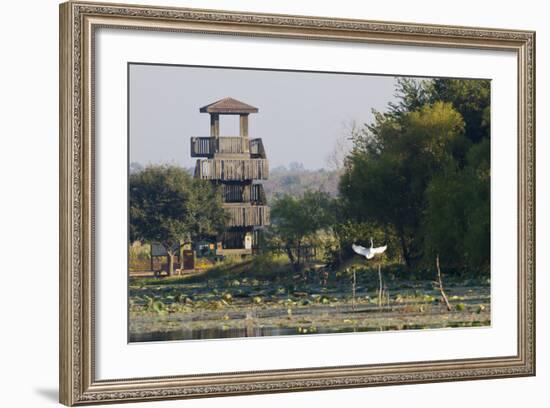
[
  {"xmin": 352, "ymin": 238, "xmax": 387, "ymax": 260},
  {"xmin": 351, "ymin": 238, "xmax": 388, "ymax": 309}
]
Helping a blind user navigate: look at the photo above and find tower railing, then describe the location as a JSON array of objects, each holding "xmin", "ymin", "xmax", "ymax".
[
  {"xmin": 222, "ymin": 184, "xmax": 267, "ymax": 204},
  {"xmin": 190, "ymin": 137, "xmax": 212, "ymax": 156},
  {"xmin": 218, "ymin": 137, "xmax": 250, "ymax": 155},
  {"xmin": 249, "ymin": 138, "xmax": 266, "ymax": 158},
  {"xmin": 191, "ymin": 136, "xmax": 268, "ymax": 158},
  {"xmin": 191, "ymin": 136, "xmax": 252, "ymax": 157},
  {"xmin": 224, "ymin": 205, "xmax": 270, "ymax": 227},
  {"xmin": 195, "ymin": 159, "xmax": 269, "ymax": 181}
]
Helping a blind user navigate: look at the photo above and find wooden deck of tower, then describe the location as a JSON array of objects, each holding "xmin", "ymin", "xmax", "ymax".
[
  {"xmin": 191, "ymin": 97, "xmax": 270, "ymax": 256},
  {"xmin": 194, "ymin": 158, "xmax": 269, "ymax": 181}
]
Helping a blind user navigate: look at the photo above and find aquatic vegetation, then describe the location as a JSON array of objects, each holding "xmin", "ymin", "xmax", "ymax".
[{"xmin": 129, "ymin": 270, "xmax": 490, "ymax": 342}]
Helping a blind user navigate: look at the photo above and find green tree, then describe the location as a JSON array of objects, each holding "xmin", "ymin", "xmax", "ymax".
[
  {"xmin": 387, "ymin": 77, "xmax": 431, "ymax": 117},
  {"xmin": 428, "ymin": 78, "xmax": 491, "ymax": 144},
  {"xmin": 340, "ymin": 102, "xmax": 466, "ymax": 267},
  {"xmin": 387, "ymin": 77, "xmax": 491, "ymax": 144},
  {"xmin": 186, "ymin": 178, "xmax": 229, "ymax": 242},
  {"xmin": 270, "ymin": 191, "xmax": 335, "ymax": 271},
  {"xmin": 129, "ymin": 165, "xmax": 227, "ymax": 275},
  {"xmin": 423, "ymin": 138, "xmax": 490, "ymax": 272},
  {"xmin": 382, "ymin": 78, "xmax": 490, "ymax": 165}
]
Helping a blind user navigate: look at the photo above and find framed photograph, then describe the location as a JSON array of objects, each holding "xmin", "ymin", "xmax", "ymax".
[{"xmin": 59, "ymin": 1, "xmax": 535, "ymax": 405}]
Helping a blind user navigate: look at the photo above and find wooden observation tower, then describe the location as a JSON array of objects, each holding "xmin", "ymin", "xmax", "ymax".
[{"xmin": 191, "ymin": 97, "xmax": 269, "ymax": 255}]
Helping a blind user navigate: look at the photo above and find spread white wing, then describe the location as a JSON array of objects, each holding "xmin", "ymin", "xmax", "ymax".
[
  {"xmin": 352, "ymin": 244, "xmax": 374, "ymax": 259},
  {"xmin": 371, "ymin": 245, "xmax": 387, "ymax": 255},
  {"xmin": 352, "ymin": 243, "xmax": 386, "ymax": 260}
]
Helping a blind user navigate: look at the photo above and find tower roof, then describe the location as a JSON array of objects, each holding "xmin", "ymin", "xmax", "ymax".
[{"xmin": 199, "ymin": 97, "xmax": 258, "ymax": 114}]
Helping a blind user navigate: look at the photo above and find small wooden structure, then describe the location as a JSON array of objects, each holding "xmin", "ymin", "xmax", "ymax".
[
  {"xmin": 182, "ymin": 250, "xmax": 195, "ymax": 270},
  {"xmin": 149, "ymin": 242, "xmax": 181, "ymax": 275},
  {"xmin": 191, "ymin": 97, "xmax": 269, "ymax": 255}
]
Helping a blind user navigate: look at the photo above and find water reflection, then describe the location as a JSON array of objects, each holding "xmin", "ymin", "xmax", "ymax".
[
  {"xmin": 129, "ymin": 320, "xmax": 486, "ymax": 343},
  {"xmin": 131, "ymin": 326, "xmax": 297, "ymax": 342}
]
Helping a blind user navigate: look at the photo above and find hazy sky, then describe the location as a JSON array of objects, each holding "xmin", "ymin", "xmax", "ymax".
[{"xmin": 129, "ymin": 64, "xmax": 399, "ymax": 170}]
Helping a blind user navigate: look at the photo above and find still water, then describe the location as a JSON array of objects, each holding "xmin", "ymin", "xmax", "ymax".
[
  {"xmin": 129, "ymin": 321, "xmax": 484, "ymax": 342},
  {"xmin": 130, "ymin": 325, "xmax": 371, "ymax": 342}
]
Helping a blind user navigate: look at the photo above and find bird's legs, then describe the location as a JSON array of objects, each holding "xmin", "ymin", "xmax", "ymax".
[
  {"xmin": 352, "ymin": 268, "xmax": 356, "ymax": 311},
  {"xmin": 378, "ymin": 263, "xmax": 383, "ymax": 309}
]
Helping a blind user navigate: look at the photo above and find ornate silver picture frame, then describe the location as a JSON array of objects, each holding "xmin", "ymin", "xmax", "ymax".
[{"xmin": 59, "ymin": 1, "xmax": 535, "ymax": 405}]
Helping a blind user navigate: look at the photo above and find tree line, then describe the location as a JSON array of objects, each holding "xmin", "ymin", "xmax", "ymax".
[{"xmin": 271, "ymin": 78, "xmax": 490, "ymax": 275}]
